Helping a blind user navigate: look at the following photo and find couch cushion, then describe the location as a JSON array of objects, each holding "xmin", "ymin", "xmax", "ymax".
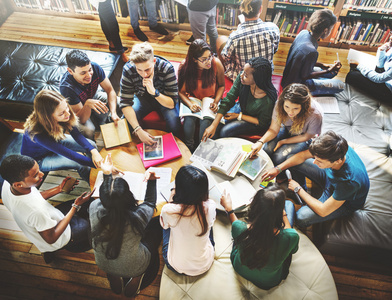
[
  {"xmin": 0, "ymin": 40, "xmax": 120, "ymax": 121},
  {"xmin": 318, "ymin": 84, "xmax": 392, "ymax": 263},
  {"xmin": 160, "ymin": 213, "xmax": 338, "ymax": 300}
]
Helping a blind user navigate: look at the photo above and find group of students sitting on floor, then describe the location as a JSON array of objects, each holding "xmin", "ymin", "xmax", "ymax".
[{"xmin": 0, "ymin": 0, "xmax": 374, "ymax": 297}]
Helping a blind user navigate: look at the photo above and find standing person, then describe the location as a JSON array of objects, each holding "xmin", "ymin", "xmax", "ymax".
[
  {"xmin": 178, "ymin": 39, "xmax": 225, "ymax": 151},
  {"xmin": 217, "ymin": 0, "xmax": 280, "ymax": 81},
  {"xmin": 220, "ymin": 183, "xmax": 299, "ymax": 290},
  {"xmin": 281, "ymin": 9, "xmax": 344, "ymax": 96},
  {"xmin": 88, "ymin": 0, "xmax": 128, "ymax": 62},
  {"xmin": 160, "ymin": 165, "xmax": 216, "ymax": 276},
  {"xmin": 261, "ymin": 131, "xmax": 370, "ymax": 228},
  {"xmin": 347, "ymin": 35, "xmax": 392, "ymax": 104},
  {"xmin": 60, "ymin": 50, "xmax": 120, "ymax": 140},
  {"xmin": 90, "ymin": 154, "xmax": 162, "ymax": 297},
  {"xmin": 250, "ymin": 83, "xmax": 323, "ymax": 165},
  {"xmin": 21, "ymin": 90, "xmax": 103, "ymax": 183},
  {"xmin": 187, "ymin": 0, "xmax": 219, "ymax": 53},
  {"xmin": 202, "ymin": 57, "xmax": 277, "ymax": 140},
  {"xmin": 120, "ymin": 42, "xmax": 181, "ymax": 144},
  {"xmin": 0, "ymin": 155, "xmax": 94, "ymax": 263},
  {"xmin": 127, "ymin": 0, "xmax": 168, "ymax": 41}
]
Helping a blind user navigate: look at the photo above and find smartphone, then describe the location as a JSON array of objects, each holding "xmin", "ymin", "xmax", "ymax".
[{"xmin": 61, "ymin": 177, "xmax": 77, "ymax": 194}]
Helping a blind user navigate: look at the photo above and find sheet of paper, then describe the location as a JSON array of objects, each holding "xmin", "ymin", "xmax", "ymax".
[
  {"xmin": 148, "ymin": 167, "xmax": 172, "ymax": 203},
  {"xmin": 347, "ymin": 48, "xmax": 376, "ymax": 70},
  {"xmin": 313, "ymin": 96, "xmax": 340, "ymax": 114}
]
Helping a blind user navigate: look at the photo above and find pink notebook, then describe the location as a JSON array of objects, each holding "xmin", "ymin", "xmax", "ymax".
[{"xmin": 137, "ymin": 133, "xmax": 182, "ymax": 168}]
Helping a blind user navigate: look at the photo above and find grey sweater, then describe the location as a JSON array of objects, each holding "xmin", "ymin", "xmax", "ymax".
[{"xmin": 89, "ymin": 175, "xmax": 156, "ymax": 277}]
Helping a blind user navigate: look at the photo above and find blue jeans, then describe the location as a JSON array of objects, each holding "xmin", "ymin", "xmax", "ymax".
[
  {"xmin": 127, "ymin": 0, "xmax": 157, "ymax": 29},
  {"xmin": 132, "ymin": 94, "xmax": 181, "ymax": 138},
  {"xmin": 305, "ymin": 67, "xmax": 344, "ymax": 96},
  {"xmin": 98, "ymin": 0, "xmax": 124, "ymax": 52},
  {"xmin": 187, "ymin": 6, "xmax": 218, "ymax": 53},
  {"xmin": 290, "ymin": 158, "xmax": 354, "ymax": 227},
  {"xmin": 37, "ymin": 135, "xmax": 94, "ymax": 183},
  {"xmin": 285, "ymin": 200, "xmax": 295, "ymax": 228},
  {"xmin": 162, "ymin": 227, "xmax": 215, "ymax": 274},
  {"xmin": 183, "ymin": 116, "xmax": 205, "ymax": 151},
  {"xmin": 264, "ymin": 127, "xmax": 312, "ymax": 165},
  {"xmin": 220, "ymin": 120, "xmax": 262, "ymax": 138}
]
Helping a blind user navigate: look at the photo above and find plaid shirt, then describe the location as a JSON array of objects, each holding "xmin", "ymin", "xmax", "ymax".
[
  {"xmin": 222, "ymin": 19, "xmax": 280, "ymax": 81},
  {"xmin": 119, "ymin": 56, "xmax": 178, "ymax": 108}
]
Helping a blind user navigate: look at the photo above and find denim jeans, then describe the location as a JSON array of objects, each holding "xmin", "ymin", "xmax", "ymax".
[
  {"xmin": 187, "ymin": 6, "xmax": 218, "ymax": 53},
  {"xmin": 183, "ymin": 116, "xmax": 205, "ymax": 151},
  {"xmin": 220, "ymin": 120, "xmax": 262, "ymax": 138},
  {"xmin": 127, "ymin": 0, "xmax": 157, "ymax": 29},
  {"xmin": 162, "ymin": 227, "xmax": 215, "ymax": 274},
  {"xmin": 98, "ymin": 0, "xmax": 124, "ymax": 52},
  {"xmin": 264, "ymin": 126, "xmax": 312, "ymax": 165},
  {"xmin": 290, "ymin": 158, "xmax": 354, "ymax": 227},
  {"xmin": 37, "ymin": 135, "xmax": 94, "ymax": 183},
  {"xmin": 305, "ymin": 67, "xmax": 344, "ymax": 96},
  {"xmin": 285, "ymin": 200, "xmax": 295, "ymax": 228},
  {"xmin": 132, "ymin": 94, "xmax": 181, "ymax": 138}
]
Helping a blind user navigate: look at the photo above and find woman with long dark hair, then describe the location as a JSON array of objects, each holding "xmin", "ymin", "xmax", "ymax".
[
  {"xmin": 250, "ymin": 83, "xmax": 323, "ymax": 165},
  {"xmin": 202, "ymin": 57, "xmax": 277, "ymax": 140},
  {"xmin": 178, "ymin": 39, "xmax": 225, "ymax": 151},
  {"xmin": 160, "ymin": 165, "xmax": 216, "ymax": 276},
  {"xmin": 220, "ymin": 183, "xmax": 299, "ymax": 290},
  {"xmin": 90, "ymin": 154, "xmax": 162, "ymax": 297}
]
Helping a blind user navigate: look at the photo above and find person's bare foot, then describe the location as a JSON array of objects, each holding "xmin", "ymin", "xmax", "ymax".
[{"xmin": 121, "ymin": 51, "xmax": 129, "ymax": 63}]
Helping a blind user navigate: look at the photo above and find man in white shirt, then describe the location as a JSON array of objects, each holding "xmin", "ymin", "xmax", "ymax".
[{"xmin": 0, "ymin": 155, "xmax": 93, "ymax": 263}]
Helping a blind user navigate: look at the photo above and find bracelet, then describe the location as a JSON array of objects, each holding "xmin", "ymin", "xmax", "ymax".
[
  {"xmin": 257, "ymin": 140, "xmax": 264, "ymax": 145},
  {"xmin": 237, "ymin": 112, "xmax": 242, "ymax": 121},
  {"xmin": 275, "ymin": 166, "xmax": 283, "ymax": 174},
  {"xmin": 72, "ymin": 203, "xmax": 81, "ymax": 212},
  {"xmin": 132, "ymin": 125, "xmax": 141, "ymax": 135},
  {"xmin": 283, "ymin": 214, "xmax": 287, "ymax": 217},
  {"xmin": 226, "ymin": 210, "xmax": 235, "ymax": 215}
]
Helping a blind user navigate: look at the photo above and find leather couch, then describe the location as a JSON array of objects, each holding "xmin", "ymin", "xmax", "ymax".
[
  {"xmin": 0, "ymin": 40, "xmax": 120, "ymax": 122},
  {"xmin": 315, "ymin": 84, "xmax": 392, "ymax": 266}
]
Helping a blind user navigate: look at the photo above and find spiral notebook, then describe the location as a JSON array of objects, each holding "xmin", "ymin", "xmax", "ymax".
[{"xmin": 136, "ymin": 133, "xmax": 182, "ymax": 168}]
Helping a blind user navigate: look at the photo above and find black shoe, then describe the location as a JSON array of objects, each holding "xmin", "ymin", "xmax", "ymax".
[
  {"xmin": 107, "ymin": 273, "xmax": 123, "ymax": 295},
  {"xmin": 150, "ymin": 23, "xmax": 169, "ymax": 35},
  {"xmin": 186, "ymin": 35, "xmax": 195, "ymax": 45},
  {"xmin": 42, "ymin": 252, "xmax": 56, "ymax": 264},
  {"xmin": 134, "ymin": 27, "xmax": 148, "ymax": 41},
  {"xmin": 123, "ymin": 273, "xmax": 145, "ymax": 297}
]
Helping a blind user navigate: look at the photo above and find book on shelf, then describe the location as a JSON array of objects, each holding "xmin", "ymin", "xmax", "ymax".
[
  {"xmin": 136, "ymin": 133, "xmax": 182, "ymax": 168},
  {"xmin": 179, "ymin": 97, "xmax": 224, "ymax": 124},
  {"xmin": 92, "ymin": 167, "xmax": 172, "ymax": 202},
  {"xmin": 190, "ymin": 139, "xmax": 247, "ymax": 177},
  {"xmin": 100, "ymin": 118, "xmax": 131, "ymax": 149}
]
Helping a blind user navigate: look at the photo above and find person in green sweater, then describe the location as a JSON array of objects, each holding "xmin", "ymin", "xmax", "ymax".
[
  {"xmin": 201, "ymin": 57, "xmax": 277, "ymax": 141},
  {"xmin": 220, "ymin": 183, "xmax": 299, "ymax": 290}
]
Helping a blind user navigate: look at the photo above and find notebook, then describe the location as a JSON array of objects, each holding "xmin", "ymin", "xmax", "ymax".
[{"xmin": 136, "ymin": 132, "xmax": 182, "ymax": 168}]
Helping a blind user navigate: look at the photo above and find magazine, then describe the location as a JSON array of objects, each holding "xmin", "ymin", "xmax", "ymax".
[
  {"xmin": 179, "ymin": 97, "xmax": 225, "ymax": 124},
  {"xmin": 143, "ymin": 136, "xmax": 164, "ymax": 161},
  {"xmin": 239, "ymin": 154, "xmax": 268, "ymax": 181}
]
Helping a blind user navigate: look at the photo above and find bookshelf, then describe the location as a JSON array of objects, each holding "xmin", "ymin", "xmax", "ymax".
[{"xmin": 5, "ymin": 0, "xmax": 391, "ymax": 51}]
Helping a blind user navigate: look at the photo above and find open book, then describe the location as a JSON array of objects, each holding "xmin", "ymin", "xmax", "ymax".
[
  {"xmin": 100, "ymin": 119, "xmax": 131, "ymax": 148},
  {"xmin": 191, "ymin": 139, "xmax": 246, "ymax": 177},
  {"xmin": 179, "ymin": 97, "xmax": 225, "ymax": 124}
]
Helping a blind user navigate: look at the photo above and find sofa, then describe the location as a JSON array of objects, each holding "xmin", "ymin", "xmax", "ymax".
[
  {"xmin": 0, "ymin": 40, "xmax": 121, "ymax": 122},
  {"xmin": 160, "ymin": 213, "xmax": 338, "ymax": 300},
  {"xmin": 314, "ymin": 84, "xmax": 392, "ymax": 266}
]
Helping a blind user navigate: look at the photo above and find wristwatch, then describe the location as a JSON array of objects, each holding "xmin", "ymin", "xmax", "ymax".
[
  {"xmin": 237, "ymin": 112, "xmax": 242, "ymax": 121},
  {"xmin": 153, "ymin": 89, "xmax": 160, "ymax": 98},
  {"xmin": 72, "ymin": 203, "xmax": 81, "ymax": 212},
  {"xmin": 294, "ymin": 186, "xmax": 302, "ymax": 193}
]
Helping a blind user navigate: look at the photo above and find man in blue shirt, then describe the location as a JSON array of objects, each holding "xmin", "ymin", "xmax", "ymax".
[
  {"xmin": 60, "ymin": 50, "xmax": 120, "ymax": 140},
  {"xmin": 261, "ymin": 131, "xmax": 370, "ymax": 227}
]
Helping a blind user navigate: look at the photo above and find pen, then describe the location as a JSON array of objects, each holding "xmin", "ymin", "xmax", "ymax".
[{"xmin": 336, "ymin": 52, "xmax": 339, "ymax": 61}]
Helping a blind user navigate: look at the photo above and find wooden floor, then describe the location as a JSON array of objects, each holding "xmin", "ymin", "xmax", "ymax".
[{"xmin": 1, "ymin": 11, "xmax": 392, "ymax": 300}]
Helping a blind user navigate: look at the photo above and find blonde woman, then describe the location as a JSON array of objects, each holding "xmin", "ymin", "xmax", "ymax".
[
  {"xmin": 21, "ymin": 89, "xmax": 103, "ymax": 183},
  {"xmin": 250, "ymin": 84, "xmax": 323, "ymax": 165}
]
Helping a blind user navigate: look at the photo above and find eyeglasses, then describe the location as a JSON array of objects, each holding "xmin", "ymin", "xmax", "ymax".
[{"xmin": 198, "ymin": 54, "xmax": 214, "ymax": 63}]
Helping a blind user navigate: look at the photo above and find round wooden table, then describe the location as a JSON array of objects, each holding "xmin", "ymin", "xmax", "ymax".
[{"xmin": 89, "ymin": 129, "xmax": 192, "ymax": 189}]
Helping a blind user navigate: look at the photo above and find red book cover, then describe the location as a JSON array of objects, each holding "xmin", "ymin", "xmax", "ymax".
[
  {"xmin": 296, "ymin": 16, "xmax": 306, "ymax": 34},
  {"xmin": 137, "ymin": 133, "xmax": 182, "ymax": 168}
]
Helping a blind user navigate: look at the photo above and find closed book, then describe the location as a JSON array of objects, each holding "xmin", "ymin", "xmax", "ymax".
[
  {"xmin": 136, "ymin": 133, "xmax": 182, "ymax": 168},
  {"xmin": 296, "ymin": 16, "xmax": 306, "ymax": 34}
]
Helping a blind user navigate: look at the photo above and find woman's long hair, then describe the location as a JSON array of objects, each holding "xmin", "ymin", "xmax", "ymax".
[
  {"xmin": 239, "ymin": 57, "xmax": 277, "ymax": 112},
  {"xmin": 24, "ymin": 89, "xmax": 77, "ymax": 141},
  {"xmin": 276, "ymin": 83, "xmax": 313, "ymax": 135},
  {"xmin": 172, "ymin": 165, "xmax": 209, "ymax": 236},
  {"xmin": 92, "ymin": 177, "xmax": 146, "ymax": 260},
  {"xmin": 178, "ymin": 39, "xmax": 216, "ymax": 94},
  {"xmin": 236, "ymin": 183, "xmax": 286, "ymax": 269}
]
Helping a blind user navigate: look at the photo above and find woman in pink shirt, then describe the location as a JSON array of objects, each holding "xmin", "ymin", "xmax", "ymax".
[{"xmin": 160, "ymin": 165, "xmax": 216, "ymax": 276}]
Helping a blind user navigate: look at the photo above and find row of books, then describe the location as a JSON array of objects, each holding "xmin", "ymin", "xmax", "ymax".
[
  {"xmin": 273, "ymin": 0, "xmax": 336, "ymax": 7},
  {"xmin": 216, "ymin": 4, "xmax": 241, "ymax": 30},
  {"xmin": 272, "ymin": 11, "xmax": 310, "ymax": 38},
  {"xmin": 14, "ymin": 0, "xmax": 70, "ymax": 12},
  {"xmin": 343, "ymin": 0, "xmax": 392, "ymax": 14}
]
